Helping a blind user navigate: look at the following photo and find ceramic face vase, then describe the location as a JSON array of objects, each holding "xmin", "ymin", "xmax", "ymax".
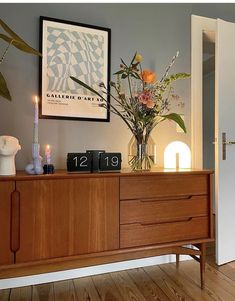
[{"xmin": 0, "ymin": 136, "xmax": 21, "ymax": 175}]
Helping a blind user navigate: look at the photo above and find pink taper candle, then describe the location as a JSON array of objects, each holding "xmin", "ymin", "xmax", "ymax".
[{"xmin": 45, "ymin": 144, "xmax": 51, "ymax": 164}]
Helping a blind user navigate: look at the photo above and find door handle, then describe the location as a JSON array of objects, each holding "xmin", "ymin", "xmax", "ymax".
[
  {"xmin": 212, "ymin": 138, "xmax": 217, "ymax": 144},
  {"xmin": 222, "ymin": 132, "xmax": 235, "ymax": 160}
]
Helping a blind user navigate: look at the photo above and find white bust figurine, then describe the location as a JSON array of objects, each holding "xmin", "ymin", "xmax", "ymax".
[{"xmin": 0, "ymin": 136, "xmax": 21, "ymax": 175}]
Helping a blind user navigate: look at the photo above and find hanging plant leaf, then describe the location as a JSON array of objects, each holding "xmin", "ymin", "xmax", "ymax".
[
  {"xmin": 0, "ymin": 33, "xmax": 41, "ymax": 56},
  {"xmin": 0, "ymin": 72, "xmax": 11, "ymax": 101},
  {"xmin": 0, "ymin": 19, "xmax": 42, "ymax": 101},
  {"xmin": 0, "ymin": 19, "xmax": 42, "ymax": 56},
  {"xmin": 0, "ymin": 18, "xmax": 26, "ymax": 42}
]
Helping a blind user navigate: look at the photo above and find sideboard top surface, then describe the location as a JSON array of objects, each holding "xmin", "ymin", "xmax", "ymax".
[{"xmin": 0, "ymin": 168, "xmax": 213, "ymax": 181}]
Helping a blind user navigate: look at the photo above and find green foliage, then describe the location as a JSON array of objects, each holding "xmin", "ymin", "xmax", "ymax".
[
  {"xmin": 70, "ymin": 52, "xmax": 190, "ymax": 140},
  {"xmin": 70, "ymin": 76, "xmax": 103, "ymax": 99},
  {"xmin": 0, "ymin": 71, "xmax": 11, "ymax": 100},
  {"xmin": 161, "ymin": 113, "xmax": 186, "ymax": 133},
  {"xmin": 0, "ymin": 18, "xmax": 42, "ymax": 101},
  {"xmin": 114, "ymin": 53, "xmax": 141, "ymax": 80},
  {"xmin": 162, "ymin": 72, "xmax": 190, "ymax": 87}
]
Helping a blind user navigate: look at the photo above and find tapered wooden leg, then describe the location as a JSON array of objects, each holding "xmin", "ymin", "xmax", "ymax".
[
  {"xmin": 200, "ymin": 243, "xmax": 206, "ymax": 289},
  {"xmin": 176, "ymin": 254, "xmax": 180, "ymax": 268}
]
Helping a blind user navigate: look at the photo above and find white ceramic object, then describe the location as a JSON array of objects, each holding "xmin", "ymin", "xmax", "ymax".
[
  {"xmin": 0, "ymin": 136, "xmax": 21, "ymax": 176},
  {"xmin": 25, "ymin": 143, "xmax": 43, "ymax": 175}
]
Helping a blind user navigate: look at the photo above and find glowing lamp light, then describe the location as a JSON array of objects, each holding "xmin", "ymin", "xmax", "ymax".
[{"xmin": 164, "ymin": 141, "xmax": 191, "ymax": 169}]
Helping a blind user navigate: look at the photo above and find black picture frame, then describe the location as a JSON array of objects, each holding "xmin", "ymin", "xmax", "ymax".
[{"xmin": 39, "ymin": 16, "xmax": 111, "ymax": 122}]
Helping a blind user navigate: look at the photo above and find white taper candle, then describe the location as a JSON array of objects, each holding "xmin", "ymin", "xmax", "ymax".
[{"xmin": 33, "ymin": 96, "xmax": 39, "ymax": 144}]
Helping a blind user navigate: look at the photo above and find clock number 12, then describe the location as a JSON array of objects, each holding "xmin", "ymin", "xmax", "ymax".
[{"xmin": 73, "ymin": 156, "xmax": 88, "ymax": 167}]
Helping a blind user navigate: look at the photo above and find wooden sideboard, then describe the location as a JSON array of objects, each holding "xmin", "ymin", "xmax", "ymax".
[{"xmin": 0, "ymin": 169, "xmax": 214, "ymax": 289}]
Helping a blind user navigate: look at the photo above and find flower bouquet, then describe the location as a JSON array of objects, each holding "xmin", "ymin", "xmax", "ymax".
[{"xmin": 71, "ymin": 52, "xmax": 190, "ymax": 170}]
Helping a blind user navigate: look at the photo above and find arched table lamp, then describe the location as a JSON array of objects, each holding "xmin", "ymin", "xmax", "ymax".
[{"xmin": 164, "ymin": 141, "xmax": 191, "ymax": 169}]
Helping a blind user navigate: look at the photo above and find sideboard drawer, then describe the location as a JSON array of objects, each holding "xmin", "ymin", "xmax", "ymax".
[
  {"xmin": 120, "ymin": 195, "xmax": 209, "ymax": 225},
  {"xmin": 120, "ymin": 216, "xmax": 209, "ymax": 248},
  {"xmin": 120, "ymin": 175, "xmax": 208, "ymax": 200}
]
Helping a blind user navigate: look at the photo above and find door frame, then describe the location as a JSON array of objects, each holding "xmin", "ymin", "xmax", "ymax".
[{"xmin": 191, "ymin": 15, "xmax": 216, "ymax": 168}]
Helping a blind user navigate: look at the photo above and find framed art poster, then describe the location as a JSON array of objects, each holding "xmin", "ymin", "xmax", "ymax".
[{"xmin": 40, "ymin": 16, "xmax": 111, "ymax": 121}]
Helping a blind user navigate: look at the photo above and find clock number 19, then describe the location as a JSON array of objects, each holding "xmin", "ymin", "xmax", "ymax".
[{"xmin": 104, "ymin": 156, "xmax": 119, "ymax": 167}]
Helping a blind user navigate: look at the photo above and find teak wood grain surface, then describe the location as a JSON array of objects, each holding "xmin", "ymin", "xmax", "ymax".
[
  {"xmin": 15, "ymin": 177, "xmax": 119, "ymax": 263},
  {"xmin": 0, "ymin": 181, "xmax": 15, "ymax": 265},
  {"xmin": 120, "ymin": 195, "xmax": 208, "ymax": 224},
  {"xmin": 0, "ymin": 168, "xmax": 212, "ymax": 182},
  {"xmin": 0, "ymin": 169, "xmax": 214, "ymax": 289},
  {"xmin": 120, "ymin": 216, "xmax": 209, "ymax": 248},
  {"xmin": 120, "ymin": 174, "xmax": 209, "ymax": 200}
]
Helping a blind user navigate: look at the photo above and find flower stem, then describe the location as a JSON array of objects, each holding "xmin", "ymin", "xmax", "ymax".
[
  {"xmin": 127, "ymin": 75, "xmax": 133, "ymax": 100},
  {"xmin": 0, "ymin": 40, "xmax": 13, "ymax": 65}
]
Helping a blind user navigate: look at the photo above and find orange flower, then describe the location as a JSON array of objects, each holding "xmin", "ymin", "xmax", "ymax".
[{"xmin": 141, "ymin": 69, "xmax": 156, "ymax": 84}]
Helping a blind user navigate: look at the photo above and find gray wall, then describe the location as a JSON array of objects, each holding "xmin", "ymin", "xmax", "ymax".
[
  {"xmin": 0, "ymin": 3, "xmax": 206, "ymax": 170},
  {"xmin": 193, "ymin": 4, "xmax": 235, "ymax": 22}
]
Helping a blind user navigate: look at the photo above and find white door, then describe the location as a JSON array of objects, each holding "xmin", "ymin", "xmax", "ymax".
[{"xmin": 215, "ymin": 19, "xmax": 235, "ymax": 265}]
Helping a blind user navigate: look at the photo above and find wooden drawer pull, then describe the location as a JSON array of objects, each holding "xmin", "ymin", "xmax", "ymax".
[
  {"xmin": 140, "ymin": 217, "xmax": 193, "ymax": 227},
  {"xmin": 10, "ymin": 190, "xmax": 20, "ymax": 253},
  {"xmin": 140, "ymin": 195, "xmax": 194, "ymax": 202},
  {"xmin": 120, "ymin": 216, "xmax": 209, "ymax": 249}
]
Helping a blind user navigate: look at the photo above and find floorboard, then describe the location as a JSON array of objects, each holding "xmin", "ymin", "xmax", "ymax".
[
  {"xmin": 9, "ymin": 286, "xmax": 32, "ymax": 301},
  {"xmin": 110, "ymin": 271, "xmax": 146, "ymax": 301},
  {"xmin": 0, "ymin": 289, "xmax": 10, "ymax": 301},
  {"xmin": 159, "ymin": 263, "xmax": 215, "ymax": 301},
  {"xmin": 1, "ymin": 251, "xmax": 235, "ymax": 301},
  {"xmin": 53, "ymin": 280, "xmax": 76, "ymax": 301},
  {"xmin": 144, "ymin": 265, "xmax": 194, "ymax": 301},
  {"xmin": 181, "ymin": 260, "xmax": 235, "ymax": 300},
  {"xmin": 127, "ymin": 268, "xmax": 170, "ymax": 301},
  {"xmin": 73, "ymin": 276, "xmax": 100, "ymax": 301},
  {"xmin": 32, "ymin": 283, "xmax": 54, "ymax": 301},
  {"xmin": 92, "ymin": 273, "xmax": 125, "ymax": 301},
  {"xmin": 207, "ymin": 255, "xmax": 235, "ymax": 282}
]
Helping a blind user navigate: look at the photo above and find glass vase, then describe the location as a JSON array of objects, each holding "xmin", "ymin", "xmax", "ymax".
[{"xmin": 128, "ymin": 135, "xmax": 157, "ymax": 171}]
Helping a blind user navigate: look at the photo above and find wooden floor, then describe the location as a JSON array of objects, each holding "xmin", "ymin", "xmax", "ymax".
[{"xmin": 1, "ymin": 256, "xmax": 235, "ymax": 301}]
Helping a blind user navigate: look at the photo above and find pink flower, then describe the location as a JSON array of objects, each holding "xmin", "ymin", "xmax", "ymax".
[
  {"xmin": 138, "ymin": 90, "xmax": 155, "ymax": 109},
  {"xmin": 146, "ymin": 99, "xmax": 155, "ymax": 108}
]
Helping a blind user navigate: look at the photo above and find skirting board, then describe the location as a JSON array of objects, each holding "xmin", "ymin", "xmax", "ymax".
[{"xmin": 0, "ymin": 254, "xmax": 191, "ymax": 289}]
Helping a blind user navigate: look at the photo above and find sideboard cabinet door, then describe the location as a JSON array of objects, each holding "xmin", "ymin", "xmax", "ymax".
[
  {"xmin": 0, "ymin": 182, "xmax": 14, "ymax": 265},
  {"xmin": 15, "ymin": 177, "xmax": 119, "ymax": 263}
]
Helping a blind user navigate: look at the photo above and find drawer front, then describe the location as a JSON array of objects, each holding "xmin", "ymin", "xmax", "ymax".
[
  {"xmin": 120, "ymin": 175, "xmax": 208, "ymax": 200},
  {"xmin": 120, "ymin": 216, "xmax": 209, "ymax": 248},
  {"xmin": 120, "ymin": 195, "xmax": 209, "ymax": 225}
]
